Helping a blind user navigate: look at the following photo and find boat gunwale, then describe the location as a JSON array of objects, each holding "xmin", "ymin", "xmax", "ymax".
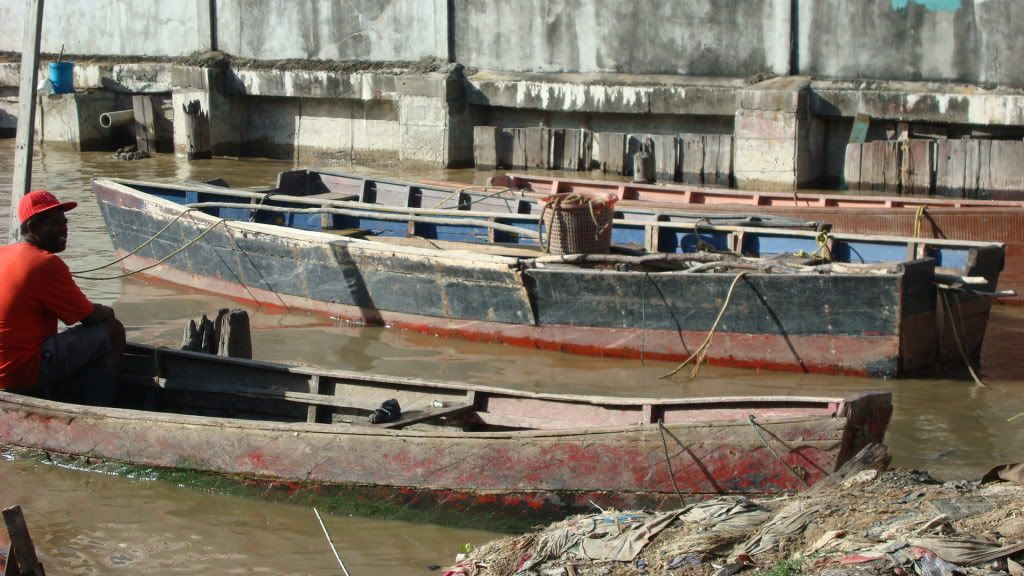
[
  {"xmin": 0, "ymin": 386, "xmax": 863, "ymax": 441},
  {"xmin": 500, "ymin": 173, "xmax": 1024, "ymax": 210},
  {"xmin": 126, "ymin": 344, "xmax": 869, "ymax": 410},
  {"xmin": 93, "ymin": 178, "xmax": 1005, "ymax": 251}
]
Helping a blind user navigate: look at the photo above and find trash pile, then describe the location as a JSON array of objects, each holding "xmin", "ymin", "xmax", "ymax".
[
  {"xmin": 112, "ymin": 145, "xmax": 150, "ymax": 161},
  {"xmin": 444, "ymin": 463, "xmax": 1024, "ymax": 576}
]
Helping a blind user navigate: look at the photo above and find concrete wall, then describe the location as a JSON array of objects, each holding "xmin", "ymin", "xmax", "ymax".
[
  {"xmin": 452, "ymin": 0, "xmax": 792, "ymax": 77},
  {"xmin": 799, "ymin": 0, "xmax": 1024, "ymax": 87},
  {"xmin": 215, "ymin": 0, "xmax": 448, "ymax": 62},
  {"xmin": 0, "ymin": 0, "xmax": 211, "ymax": 56}
]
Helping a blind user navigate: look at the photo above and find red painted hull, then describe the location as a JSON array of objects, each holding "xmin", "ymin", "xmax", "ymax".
[
  {"xmin": 493, "ymin": 174, "xmax": 1024, "ymax": 303},
  {"xmin": 0, "ymin": 381, "xmax": 892, "ymax": 518}
]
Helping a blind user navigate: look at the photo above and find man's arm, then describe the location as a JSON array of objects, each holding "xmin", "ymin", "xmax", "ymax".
[{"xmin": 80, "ymin": 303, "xmax": 116, "ymax": 325}]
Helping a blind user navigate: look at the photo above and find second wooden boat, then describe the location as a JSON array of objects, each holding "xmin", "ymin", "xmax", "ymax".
[{"xmin": 0, "ymin": 344, "xmax": 893, "ymax": 518}]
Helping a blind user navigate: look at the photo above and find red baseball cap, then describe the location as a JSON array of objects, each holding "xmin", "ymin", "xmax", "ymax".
[{"xmin": 18, "ymin": 190, "xmax": 77, "ymax": 223}]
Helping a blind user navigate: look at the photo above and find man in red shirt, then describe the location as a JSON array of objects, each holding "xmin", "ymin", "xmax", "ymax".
[{"xmin": 0, "ymin": 190, "xmax": 125, "ymax": 405}]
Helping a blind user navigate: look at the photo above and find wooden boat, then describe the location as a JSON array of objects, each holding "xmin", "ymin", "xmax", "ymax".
[
  {"xmin": 488, "ymin": 173, "xmax": 1024, "ymax": 302},
  {"xmin": 0, "ymin": 344, "xmax": 894, "ymax": 517},
  {"xmin": 92, "ymin": 175, "xmax": 1005, "ymax": 378}
]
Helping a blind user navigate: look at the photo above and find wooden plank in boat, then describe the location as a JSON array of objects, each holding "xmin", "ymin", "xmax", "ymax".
[
  {"xmin": 376, "ymin": 402, "xmax": 474, "ymax": 429},
  {"xmin": 124, "ymin": 374, "xmax": 382, "ymax": 411},
  {"xmin": 367, "ymin": 236, "xmax": 543, "ymax": 257}
]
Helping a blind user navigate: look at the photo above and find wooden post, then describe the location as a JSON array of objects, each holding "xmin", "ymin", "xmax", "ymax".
[
  {"xmin": 181, "ymin": 309, "xmax": 251, "ymax": 358},
  {"xmin": 132, "ymin": 95, "xmax": 157, "ymax": 155},
  {"xmin": 182, "ymin": 99, "xmax": 211, "ymax": 160},
  {"xmin": 8, "ymin": 0, "xmax": 45, "ymax": 244},
  {"xmin": 215, "ymin": 309, "xmax": 252, "ymax": 359},
  {"xmin": 2, "ymin": 505, "xmax": 45, "ymax": 576}
]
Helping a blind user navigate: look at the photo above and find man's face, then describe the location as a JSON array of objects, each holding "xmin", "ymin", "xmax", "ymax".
[{"xmin": 28, "ymin": 209, "xmax": 69, "ymax": 253}]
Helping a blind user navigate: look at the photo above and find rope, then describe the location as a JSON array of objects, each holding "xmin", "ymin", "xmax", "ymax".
[
  {"xmin": 661, "ymin": 272, "xmax": 748, "ymax": 380},
  {"xmin": 70, "ymin": 207, "xmax": 201, "ymax": 274},
  {"xmin": 939, "ymin": 288, "xmax": 987, "ymax": 388},
  {"xmin": 431, "ymin": 186, "xmax": 518, "ymax": 210},
  {"xmin": 429, "ymin": 187, "xmax": 467, "ymax": 209},
  {"xmin": 313, "ymin": 507, "xmax": 352, "ymax": 576},
  {"xmin": 657, "ymin": 421, "xmax": 686, "ymax": 505},
  {"xmin": 746, "ymin": 415, "xmax": 811, "ymax": 486},
  {"xmin": 912, "ymin": 205, "xmax": 928, "ymax": 238},
  {"xmin": 248, "ymin": 191, "xmax": 275, "ymax": 222},
  {"xmin": 73, "ymin": 218, "xmax": 227, "ymax": 280}
]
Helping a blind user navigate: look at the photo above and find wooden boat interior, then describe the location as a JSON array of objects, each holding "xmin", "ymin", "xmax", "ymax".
[
  {"xmin": 111, "ymin": 344, "xmax": 858, "ymax": 434},
  {"xmin": 107, "ymin": 174, "xmax": 1005, "ymax": 283}
]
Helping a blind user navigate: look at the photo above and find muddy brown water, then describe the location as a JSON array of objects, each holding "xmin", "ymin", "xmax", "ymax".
[{"xmin": 1, "ymin": 138, "xmax": 1023, "ymax": 574}]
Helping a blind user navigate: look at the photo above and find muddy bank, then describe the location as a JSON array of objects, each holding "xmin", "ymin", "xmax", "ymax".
[{"xmin": 446, "ymin": 454, "xmax": 1024, "ymax": 576}]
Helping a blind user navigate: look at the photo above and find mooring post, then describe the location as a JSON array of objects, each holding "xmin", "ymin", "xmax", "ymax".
[
  {"xmin": 8, "ymin": 0, "xmax": 45, "ymax": 244},
  {"xmin": 2, "ymin": 505, "xmax": 46, "ymax": 576},
  {"xmin": 181, "ymin": 309, "xmax": 251, "ymax": 358}
]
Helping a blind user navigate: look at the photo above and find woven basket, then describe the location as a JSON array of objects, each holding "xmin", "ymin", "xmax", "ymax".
[{"xmin": 539, "ymin": 192, "xmax": 619, "ymax": 255}]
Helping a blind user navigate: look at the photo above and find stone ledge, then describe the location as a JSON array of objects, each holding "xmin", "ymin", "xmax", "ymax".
[
  {"xmin": 810, "ymin": 79, "xmax": 1024, "ymax": 126},
  {"xmin": 464, "ymin": 70, "xmax": 746, "ymax": 116}
]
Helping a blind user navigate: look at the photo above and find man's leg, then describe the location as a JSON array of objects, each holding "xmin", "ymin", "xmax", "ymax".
[{"xmin": 38, "ymin": 318, "xmax": 125, "ymax": 406}]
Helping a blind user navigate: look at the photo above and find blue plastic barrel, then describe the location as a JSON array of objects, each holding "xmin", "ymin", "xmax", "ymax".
[{"xmin": 48, "ymin": 61, "xmax": 74, "ymax": 94}]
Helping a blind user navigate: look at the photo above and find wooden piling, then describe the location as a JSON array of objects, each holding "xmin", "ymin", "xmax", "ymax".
[
  {"xmin": 181, "ymin": 309, "xmax": 252, "ymax": 358},
  {"xmin": 182, "ymin": 99, "xmax": 211, "ymax": 160},
  {"xmin": 132, "ymin": 95, "xmax": 157, "ymax": 155},
  {"xmin": 8, "ymin": 0, "xmax": 45, "ymax": 244},
  {"xmin": 2, "ymin": 505, "xmax": 45, "ymax": 576}
]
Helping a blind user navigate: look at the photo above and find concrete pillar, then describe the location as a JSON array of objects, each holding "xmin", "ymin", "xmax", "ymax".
[
  {"xmin": 35, "ymin": 91, "xmax": 122, "ymax": 151},
  {"xmin": 397, "ymin": 71, "xmax": 473, "ymax": 167},
  {"xmin": 734, "ymin": 76, "xmax": 823, "ymax": 191},
  {"xmin": 171, "ymin": 68, "xmax": 241, "ymax": 157}
]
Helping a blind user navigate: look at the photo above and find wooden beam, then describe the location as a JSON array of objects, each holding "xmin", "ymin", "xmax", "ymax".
[
  {"xmin": 3, "ymin": 505, "xmax": 45, "ymax": 576},
  {"xmin": 376, "ymin": 402, "xmax": 473, "ymax": 429},
  {"xmin": 8, "ymin": 0, "xmax": 45, "ymax": 244}
]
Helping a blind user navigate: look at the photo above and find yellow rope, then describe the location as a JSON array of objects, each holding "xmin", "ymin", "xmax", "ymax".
[
  {"xmin": 939, "ymin": 289, "xmax": 986, "ymax": 388},
  {"xmin": 661, "ymin": 272, "xmax": 748, "ymax": 380},
  {"xmin": 912, "ymin": 205, "xmax": 928, "ymax": 238}
]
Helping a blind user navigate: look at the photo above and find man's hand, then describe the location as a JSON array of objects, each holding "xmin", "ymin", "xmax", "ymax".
[{"xmin": 81, "ymin": 303, "xmax": 116, "ymax": 325}]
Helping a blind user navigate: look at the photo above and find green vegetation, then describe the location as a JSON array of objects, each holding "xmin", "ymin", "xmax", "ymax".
[{"xmin": 756, "ymin": 558, "xmax": 803, "ymax": 576}]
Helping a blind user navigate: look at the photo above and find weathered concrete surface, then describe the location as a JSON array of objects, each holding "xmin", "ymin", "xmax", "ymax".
[
  {"xmin": 465, "ymin": 71, "xmax": 745, "ymax": 116},
  {"xmin": 811, "ymin": 79, "xmax": 1024, "ymax": 127},
  {"xmin": 216, "ymin": 0, "xmax": 448, "ymax": 62},
  {"xmin": 34, "ymin": 91, "xmax": 124, "ymax": 150},
  {"xmin": 799, "ymin": 0, "xmax": 1024, "ymax": 87},
  {"xmin": 734, "ymin": 78, "xmax": 817, "ymax": 191},
  {"xmin": 0, "ymin": 0, "xmax": 210, "ymax": 56},
  {"xmin": 0, "ymin": 96, "xmax": 16, "ymax": 136},
  {"xmin": 453, "ymin": 0, "xmax": 791, "ymax": 77}
]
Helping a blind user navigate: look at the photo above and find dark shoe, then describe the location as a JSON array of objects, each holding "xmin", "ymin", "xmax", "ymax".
[{"xmin": 369, "ymin": 399, "xmax": 401, "ymax": 424}]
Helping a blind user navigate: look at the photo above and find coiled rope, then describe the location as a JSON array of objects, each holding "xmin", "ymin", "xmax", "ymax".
[{"xmin": 661, "ymin": 272, "xmax": 748, "ymax": 380}]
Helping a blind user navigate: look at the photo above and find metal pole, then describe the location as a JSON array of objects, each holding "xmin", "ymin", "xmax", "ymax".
[{"xmin": 8, "ymin": 0, "xmax": 45, "ymax": 244}]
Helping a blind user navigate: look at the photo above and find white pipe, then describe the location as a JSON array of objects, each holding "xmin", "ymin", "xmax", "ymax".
[{"xmin": 99, "ymin": 109, "xmax": 133, "ymax": 129}]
